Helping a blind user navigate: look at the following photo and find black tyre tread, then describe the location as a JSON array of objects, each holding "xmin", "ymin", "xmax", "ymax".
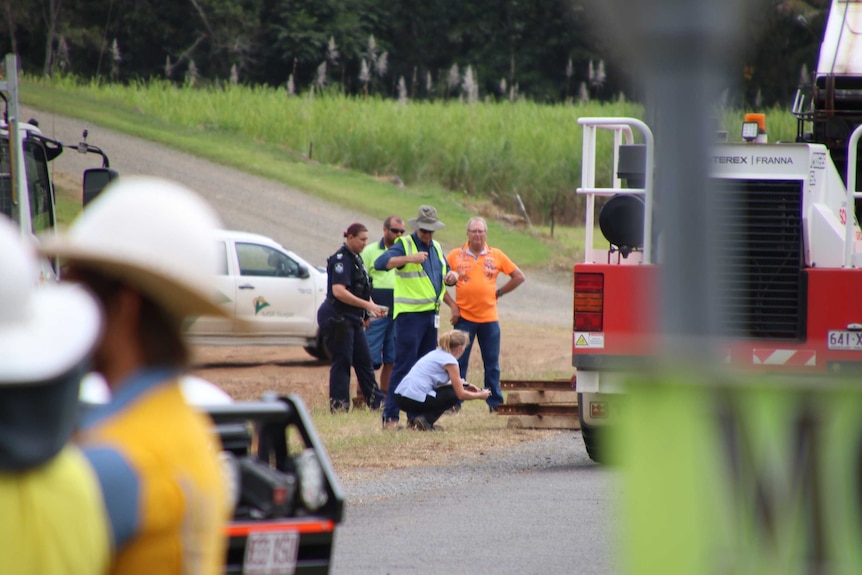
[
  {"xmin": 304, "ymin": 332, "xmax": 331, "ymax": 362},
  {"xmin": 581, "ymin": 424, "xmax": 605, "ymax": 463},
  {"xmin": 578, "ymin": 393, "xmax": 606, "ymax": 464}
]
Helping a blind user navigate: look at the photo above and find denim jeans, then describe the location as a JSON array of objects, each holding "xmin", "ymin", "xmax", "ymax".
[
  {"xmin": 365, "ymin": 316, "xmax": 396, "ymax": 370},
  {"xmin": 383, "ymin": 310, "xmax": 438, "ymax": 422},
  {"xmin": 454, "ymin": 319, "xmax": 502, "ymax": 410}
]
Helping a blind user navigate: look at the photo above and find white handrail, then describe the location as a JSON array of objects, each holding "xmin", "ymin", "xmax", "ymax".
[
  {"xmin": 576, "ymin": 117, "xmax": 655, "ymax": 263},
  {"xmin": 1, "ymin": 54, "xmax": 31, "ymax": 237},
  {"xmin": 844, "ymin": 124, "xmax": 862, "ymax": 268}
]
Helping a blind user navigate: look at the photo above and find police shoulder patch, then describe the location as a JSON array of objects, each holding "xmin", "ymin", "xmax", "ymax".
[{"xmin": 335, "ymin": 262, "xmax": 344, "ymax": 274}]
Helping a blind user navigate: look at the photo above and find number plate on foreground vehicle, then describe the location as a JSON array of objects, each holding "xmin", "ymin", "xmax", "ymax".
[
  {"xmin": 243, "ymin": 531, "xmax": 300, "ymax": 575},
  {"xmin": 828, "ymin": 331, "xmax": 862, "ymax": 350}
]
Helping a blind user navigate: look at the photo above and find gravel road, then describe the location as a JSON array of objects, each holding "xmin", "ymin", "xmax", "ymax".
[
  {"xmin": 26, "ymin": 105, "xmax": 572, "ymax": 328},
  {"xmin": 332, "ymin": 432, "xmax": 620, "ymax": 575}
]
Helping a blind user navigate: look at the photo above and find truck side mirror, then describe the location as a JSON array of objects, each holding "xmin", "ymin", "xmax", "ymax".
[
  {"xmin": 83, "ymin": 168, "xmax": 119, "ymax": 206},
  {"xmin": 617, "ymin": 145, "xmax": 646, "ymax": 189}
]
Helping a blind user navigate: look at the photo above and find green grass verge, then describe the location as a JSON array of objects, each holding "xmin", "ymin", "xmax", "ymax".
[
  {"xmin": 27, "ymin": 79, "xmax": 799, "ymax": 268},
  {"xmin": 25, "ymin": 82, "xmax": 583, "ymax": 267}
]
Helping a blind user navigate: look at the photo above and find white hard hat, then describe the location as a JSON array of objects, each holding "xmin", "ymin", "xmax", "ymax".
[
  {"xmin": 0, "ymin": 216, "xmax": 102, "ymax": 383},
  {"xmin": 40, "ymin": 176, "xmax": 227, "ymax": 320}
]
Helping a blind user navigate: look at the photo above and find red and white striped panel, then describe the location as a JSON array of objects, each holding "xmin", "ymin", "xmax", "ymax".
[{"xmin": 752, "ymin": 349, "xmax": 816, "ymax": 367}]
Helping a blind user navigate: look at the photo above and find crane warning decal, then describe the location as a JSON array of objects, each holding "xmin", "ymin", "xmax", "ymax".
[
  {"xmin": 574, "ymin": 332, "xmax": 604, "ymax": 348},
  {"xmin": 752, "ymin": 348, "xmax": 816, "ymax": 366},
  {"xmin": 621, "ymin": 378, "xmax": 862, "ymax": 574}
]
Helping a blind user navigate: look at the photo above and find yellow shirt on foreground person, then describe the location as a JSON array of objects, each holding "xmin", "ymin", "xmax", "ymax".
[{"xmin": 0, "ymin": 446, "xmax": 109, "ymax": 574}]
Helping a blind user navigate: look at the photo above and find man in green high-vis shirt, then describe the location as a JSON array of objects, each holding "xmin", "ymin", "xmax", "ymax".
[{"xmin": 361, "ymin": 215, "xmax": 405, "ymax": 395}]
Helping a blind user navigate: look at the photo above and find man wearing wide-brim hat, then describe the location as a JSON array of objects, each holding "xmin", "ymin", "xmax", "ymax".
[
  {"xmin": 374, "ymin": 205, "xmax": 459, "ymax": 430},
  {"xmin": 40, "ymin": 176, "xmax": 229, "ymax": 575},
  {"xmin": 0, "ymin": 215, "xmax": 109, "ymax": 574}
]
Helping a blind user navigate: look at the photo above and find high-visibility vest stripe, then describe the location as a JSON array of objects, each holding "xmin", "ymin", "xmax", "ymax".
[{"xmin": 394, "ymin": 296, "xmax": 438, "ymax": 305}]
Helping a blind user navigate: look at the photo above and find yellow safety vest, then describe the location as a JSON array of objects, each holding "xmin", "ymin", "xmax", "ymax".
[
  {"xmin": 0, "ymin": 446, "xmax": 110, "ymax": 575},
  {"xmin": 81, "ymin": 379, "xmax": 228, "ymax": 575},
  {"xmin": 393, "ymin": 235, "xmax": 447, "ymax": 318}
]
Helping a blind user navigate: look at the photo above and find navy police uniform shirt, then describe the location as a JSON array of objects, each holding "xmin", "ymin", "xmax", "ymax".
[{"xmin": 326, "ymin": 244, "xmax": 372, "ymax": 318}]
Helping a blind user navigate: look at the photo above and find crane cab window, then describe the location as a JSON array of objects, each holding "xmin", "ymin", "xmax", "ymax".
[
  {"xmin": 24, "ymin": 140, "xmax": 54, "ymax": 234},
  {"xmin": 0, "ymin": 138, "xmax": 55, "ymax": 234}
]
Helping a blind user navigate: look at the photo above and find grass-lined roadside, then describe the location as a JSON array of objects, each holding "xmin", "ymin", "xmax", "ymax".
[
  {"xmin": 34, "ymin": 81, "xmax": 577, "ymax": 472},
  {"xmin": 192, "ymin": 312, "xmax": 573, "ymax": 473},
  {"xmin": 314, "ymin": 400, "xmax": 561, "ymax": 474},
  {"xmin": 29, "ymin": 82, "xmax": 578, "ymax": 266},
  {"xmin": 24, "ymin": 76, "xmax": 642, "ymax": 219}
]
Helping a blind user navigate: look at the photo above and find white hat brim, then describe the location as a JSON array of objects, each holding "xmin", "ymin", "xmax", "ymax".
[
  {"xmin": 0, "ymin": 284, "xmax": 102, "ymax": 384},
  {"xmin": 40, "ymin": 242, "xmax": 229, "ymax": 320}
]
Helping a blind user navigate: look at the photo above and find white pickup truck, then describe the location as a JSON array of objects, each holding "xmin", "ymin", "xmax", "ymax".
[{"xmin": 185, "ymin": 229, "xmax": 329, "ymax": 360}]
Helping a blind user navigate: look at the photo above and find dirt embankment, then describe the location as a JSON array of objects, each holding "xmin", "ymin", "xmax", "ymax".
[{"xmin": 190, "ymin": 316, "xmax": 572, "ymax": 409}]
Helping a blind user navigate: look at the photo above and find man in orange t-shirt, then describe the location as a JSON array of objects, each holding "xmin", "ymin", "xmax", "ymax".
[{"xmin": 445, "ymin": 216, "xmax": 525, "ymax": 411}]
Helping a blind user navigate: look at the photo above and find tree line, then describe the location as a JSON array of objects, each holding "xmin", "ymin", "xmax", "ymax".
[{"xmin": 2, "ymin": 0, "xmax": 830, "ymax": 107}]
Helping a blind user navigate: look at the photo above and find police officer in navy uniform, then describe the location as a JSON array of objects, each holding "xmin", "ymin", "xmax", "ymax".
[{"xmin": 318, "ymin": 222, "xmax": 387, "ymax": 412}]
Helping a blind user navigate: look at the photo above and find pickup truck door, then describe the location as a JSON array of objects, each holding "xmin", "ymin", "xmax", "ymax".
[
  {"xmin": 232, "ymin": 241, "xmax": 317, "ymax": 336},
  {"xmin": 187, "ymin": 241, "xmax": 236, "ymax": 334}
]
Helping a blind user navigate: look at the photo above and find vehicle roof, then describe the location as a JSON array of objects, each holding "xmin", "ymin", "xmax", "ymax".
[
  {"xmin": 215, "ymin": 229, "xmax": 325, "ymax": 273},
  {"xmin": 0, "ymin": 121, "xmax": 44, "ymax": 138},
  {"xmin": 215, "ymin": 228, "xmax": 282, "ymax": 247}
]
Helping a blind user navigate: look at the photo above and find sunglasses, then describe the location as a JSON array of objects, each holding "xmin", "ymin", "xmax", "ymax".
[
  {"xmin": 388, "ymin": 227, "xmax": 405, "ymax": 234},
  {"xmin": 418, "ymin": 229, "xmax": 435, "ymax": 234}
]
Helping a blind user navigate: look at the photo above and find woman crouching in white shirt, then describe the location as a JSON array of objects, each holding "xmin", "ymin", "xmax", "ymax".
[{"xmin": 394, "ymin": 329, "xmax": 492, "ymax": 430}]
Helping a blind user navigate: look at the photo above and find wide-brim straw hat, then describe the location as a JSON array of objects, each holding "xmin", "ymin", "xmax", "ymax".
[
  {"xmin": 0, "ymin": 216, "xmax": 102, "ymax": 384},
  {"xmin": 40, "ymin": 176, "xmax": 228, "ymax": 321},
  {"xmin": 408, "ymin": 205, "xmax": 446, "ymax": 231}
]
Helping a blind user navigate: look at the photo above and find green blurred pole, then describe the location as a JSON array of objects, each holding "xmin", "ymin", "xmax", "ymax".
[{"xmin": 590, "ymin": 1, "xmax": 775, "ymax": 573}]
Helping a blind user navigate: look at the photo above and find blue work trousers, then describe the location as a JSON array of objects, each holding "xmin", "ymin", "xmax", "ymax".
[
  {"xmin": 318, "ymin": 303, "xmax": 382, "ymax": 412},
  {"xmin": 383, "ymin": 310, "xmax": 439, "ymax": 422},
  {"xmin": 454, "ymin": 319, "xmax": 503, "ymax": 410}
]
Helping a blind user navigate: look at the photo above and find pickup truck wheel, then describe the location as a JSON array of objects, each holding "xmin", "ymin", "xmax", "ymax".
[
  {"xmin": 581, "ymin": 422, "xmax": 604, "ymax": 463},
  {"xmin": 304, "ymin": 332, "xmax": 331, "ymax": 363}
]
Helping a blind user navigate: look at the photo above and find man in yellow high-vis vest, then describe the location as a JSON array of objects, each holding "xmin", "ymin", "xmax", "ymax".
[{"xmin": 375, "ymin": 205, "xmax": 459, "ymax": 429}]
